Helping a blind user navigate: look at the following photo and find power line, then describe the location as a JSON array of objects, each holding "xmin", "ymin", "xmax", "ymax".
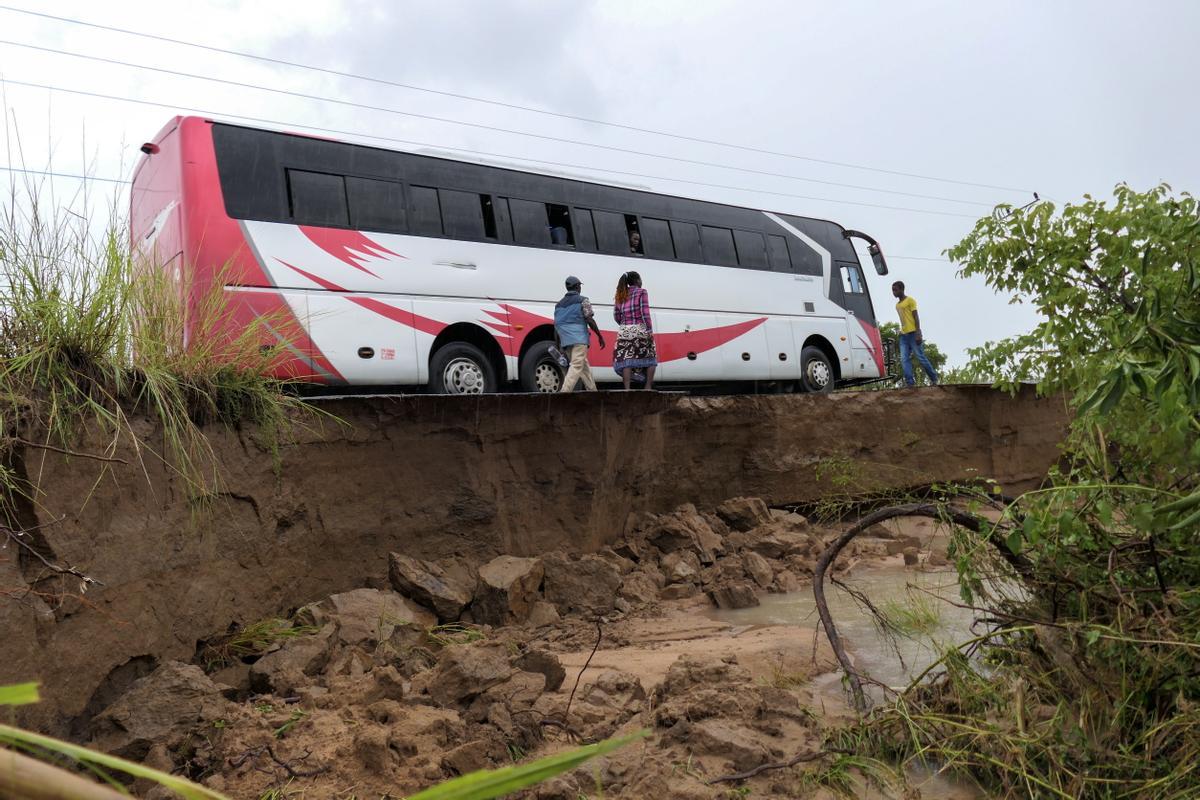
[
  {"xmin": 2, "ymin": 78, "xmax": 982, "ymax": 220},
  {"xmin": 0, "ymin": 39, "xmax": 999, "ymax": 211},
  {"xmin": 0, "ymin": 7, "xmax": 1036, "ymax": 195},
  {"xmin": 0, "ymin": 164, "xmax": 128, "ymax": 183}
]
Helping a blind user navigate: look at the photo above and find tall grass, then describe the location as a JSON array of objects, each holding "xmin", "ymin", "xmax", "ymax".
[{"xmin": 0, "ymin": 175, "xmax": 317, "ymax": 499}]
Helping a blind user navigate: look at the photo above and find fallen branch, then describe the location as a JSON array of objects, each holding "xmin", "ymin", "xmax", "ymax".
[
  {"xmin": 707, "ymin": 748, "xmax": 842, "ymax": 784},
  {"xmin": 813, "ymin": 502, "xmax": 1028, "ymax": 712},
  {"xmin": 3, "ymin": 437, "xmax": 128, "ymax": 465},
  {"xmin": 1, "ymin": 522, "xmax": 103, "ymax": 589},
  {"xmin": 564, "ymin": 618, "xmax": 603, "ymax": 719}
]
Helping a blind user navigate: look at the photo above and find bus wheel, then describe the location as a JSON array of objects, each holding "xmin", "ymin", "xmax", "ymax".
[
  {"xmin": 519, "ymin": 341, "xmax": 564, "ymax": 393},
  {"xmin": 800, "ymin": 346, "xmax": 835, "ymax": 393},
  {"xmin": 430, "ymin": 342, "xmax": 497, "ymax": 395}
]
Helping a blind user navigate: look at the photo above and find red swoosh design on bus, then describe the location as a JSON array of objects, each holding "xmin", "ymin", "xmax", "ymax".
[
  {"xmin": 298, "ymin": 226, "xmax": 404, "ymax": 278},
  {"xmin": 485, "ymin": 304, "xmax": 767, "ymax": 367},
  {"xmin": 276, "ymin": 259, "xmax": 444, "ymax": 336},
  {"xmin": 855, "ymin": 318, "xmax": 885, "ymax": 375}
]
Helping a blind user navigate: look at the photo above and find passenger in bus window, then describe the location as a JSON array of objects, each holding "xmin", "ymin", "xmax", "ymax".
[
  {"xmin": 629, "ymin": 230, "xmax": 643, "ymax": 255},
  {"xmin": 613, "ymin": 271, "xmax": 658, "ymax": 390},
  {"xmin": 554, "ymin": 276, "xmax": 606, "ymax": 392}
]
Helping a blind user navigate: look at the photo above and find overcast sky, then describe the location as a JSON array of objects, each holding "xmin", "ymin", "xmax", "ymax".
[{"xmin": 3, "ymin": 0, "xmax": 1198, "ymax": 366}]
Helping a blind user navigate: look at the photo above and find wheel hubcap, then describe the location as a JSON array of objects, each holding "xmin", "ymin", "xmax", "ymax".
[
  {"xmin": 807, "ymin": 360, "xmax": 831, "ymax": 388},
  {"xmin": 442, "ymin": 357, "xmax": 486, "ymax": 394},
  {"xmin": 533, "ymin": 361, "xmax": 562, "ymax": 392}
]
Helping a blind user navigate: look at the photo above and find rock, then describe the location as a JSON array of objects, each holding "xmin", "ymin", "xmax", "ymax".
[
  {"xmin": 526, "ymin": 601, "xmax": 561, "ymax": 628},
  {"xmin": 542, "ymin": 553, "xmax": 622, "ymax": 615},
  {"xmin": 886, "ymin": 536, "xmax": 922, "ymax": 556},
  {"xmin": 442, "ymin": 739, "xmax": 506, "ymax": 775},
  {"xmin": 354, "ymin": 724, "xmax": 398, "ymax": 773},
  {"xmin": 303, "ymin": 588, "xmax": 437, "ymax": 647},
  {"xmin": 774, "ymin": 569, "xmax": 802, "ymax": 593},
  {"xmin": 249, "ymin": 624, "xmax": 335, "ymax": 694},
  {"xmin": 580, "ymin": 670, "xmax": 646, "ymax": 715},
  {"xmin": 728, "ymin": 523, "xmax": 810, "ymax": 559},
  {"xmin": 209, "ymin": 662, "xmax": 251, "ymax": 693},
  {"xmin": 613, "ymin": 597, "xmax": 633, "ymax": 614},
  {"xmin": 89, "ymin": 662, "xmax": 233, "ymax": 759},
  {"xmin": 682, "ymin": 719, "xmax": 772, "ymax": 771},
  {"xmin": 470, "ymin": 670, "xmax": 547, "ymax": 718},
  {"xmin": 707, "ymin": 581, "xmax": 760, "ymax": 609},
  {"xmin": 928, "ymin": 551, "xmax": 951, "ymax": 567},
  {"xmin": 715, "ymin": 497, "xmax": 772, "ymax": 531},
  {"xmin": 388, "ymin": 553, "xmax": 473, "ymax": 622},
  {"xmin": 644, "ymin": 505, "xmax": 727, "ymax": 564},
  {"xmin": 428, "ymin": 645, "xmax": 515, "ymax": 706},
  {"xmin": 741, "ymin": 551, "xmax": 774, "ymax": 588},
  {"xmin": 514, "ymin": 649, "xmax": 566, "ymax": 692},
  {"xmin": 473, "ymin": 556, "xmax": 544, "ymax": 626},
  {"xmin": 660, "ymin": 551, "xmax": 701, "ymax": 584},
  {"xmin": 595, "ymin": 547, "xmax": 637, "ymax": 575},
  {"xmin": 656, "ymin": 655, "xmax": 754, "ymax": 699},
  {"xmin": 617, "ymin": 570, "xmax": 661, "ymax": 606},
  {"xmin": 660, "ymin": 583, "xmax": 699, "ymax": 600},
  {"xmin": 903, "ymin": 547, "xmax": 920, "ymax": 566}
]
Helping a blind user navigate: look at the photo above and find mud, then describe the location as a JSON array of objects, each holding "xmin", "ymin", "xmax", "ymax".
[{"xmin": 1, "ymin": 387, "xmax": 1065, "ymax": 747}]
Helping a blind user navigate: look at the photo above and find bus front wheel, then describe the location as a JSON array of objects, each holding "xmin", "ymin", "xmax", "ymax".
[
  {"xmin": 800, "ymin": 346, "xmax": 835, "ymax": 393},
  {"xmin": 519, "ymin": 341, "xmax": 564, "ymax": 393},
  {"xmin": 430, "ymin": 342, "xmax": 498, "ymax": 395}
]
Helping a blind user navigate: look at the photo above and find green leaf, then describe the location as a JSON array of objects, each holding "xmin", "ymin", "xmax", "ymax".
[
  {"xmin": 405, "ymin": 731, "xmax": 649, "ymax": 800},
  {"xmin": 1097, "ymin": 373, "xmax": 1127, "ymax": 415},
  {"xmin": 1006, "ymin": 530, "xmax": 1024, "ymax": 555},
  {"xmin": 0, "ymin": 723, "xmax": 229, "ymax": 799},
  {"xmin": 0, "ymin": 683, "xmax": 39, "ymax": 706}
]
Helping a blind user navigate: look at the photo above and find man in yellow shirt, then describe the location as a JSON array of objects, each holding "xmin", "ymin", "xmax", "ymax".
[{"xmin": 892, "ymin": 281, "xmax": 939, "ymax": 387}]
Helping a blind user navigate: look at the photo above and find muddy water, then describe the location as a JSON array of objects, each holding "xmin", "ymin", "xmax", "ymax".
[{"xmin": 710, "ymin": 565, "xmax": 987, "ymax": 799}]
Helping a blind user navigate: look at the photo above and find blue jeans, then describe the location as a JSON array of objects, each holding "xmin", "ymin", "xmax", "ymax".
[{"xmin": 899, "ymin": 332, "xmax": 938, "ymax": 386}]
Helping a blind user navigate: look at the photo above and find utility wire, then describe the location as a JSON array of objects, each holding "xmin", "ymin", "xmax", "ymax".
[
  {"xmin": 2, "ymin": 77, "xmax": 982, "ymax": 220},
  {"xmin": 0, "ymin": 39, "xmax": 998, "ymax": 210},
  {"xmin": 0, "ymin": 4, "xmax": 1034, "ymax": 194},
  {"xmin": 0, "ymin": 164, "xmax": 128, "ymax": 183},
  {"xmin": 0, "ymin": 33, "xmax": 1032, "ymax": 203}
]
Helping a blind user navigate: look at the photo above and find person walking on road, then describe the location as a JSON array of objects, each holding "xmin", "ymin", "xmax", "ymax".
[
  {"xmin": 554, "ymin": 276, "xmax": 605, "ymax": 392},
  {"xmin": 892, "ymin": 281, "xmax": 938, "ymax": 387},
  {"xmin": 613, "ymin": 271, "xmax": 658, "ymax": 390}
]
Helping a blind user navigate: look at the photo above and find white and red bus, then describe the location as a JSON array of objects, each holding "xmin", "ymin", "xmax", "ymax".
[{"xmin": 130, "ymin": 116, "xmax": 891, "ymax": 394}]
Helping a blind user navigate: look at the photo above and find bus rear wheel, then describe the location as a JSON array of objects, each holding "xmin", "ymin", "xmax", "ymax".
[
  {"xmin": 800, "ymin": 346, "xmax": 835, "ymax": 393},
  {"xmin": 430, "ymin": 342, "xmax": 497, "ymax": 395},
  {"xmin": 519, "ymin": 341, "xmax": 564, "ymax": 393}
]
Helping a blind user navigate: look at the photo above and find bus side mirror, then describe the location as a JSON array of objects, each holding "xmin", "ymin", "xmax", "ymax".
[{"xmin": 869, "ymin": 244, "xmax": 888, "ymax": 276}]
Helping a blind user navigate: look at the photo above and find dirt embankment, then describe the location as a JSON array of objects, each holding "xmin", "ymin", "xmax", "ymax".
[{"xmin": 1, "ymin": 387, "xmax": 1065, "ymax": 735}]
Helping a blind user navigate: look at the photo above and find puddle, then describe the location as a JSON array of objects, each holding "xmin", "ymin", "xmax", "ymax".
[
  {"xmin": 709, "ymin": 566, "xmax": 988, "ymax": 798},
  {"xmin": 708, "ymin": 566, "xmax": 977, "ymax": 688}
]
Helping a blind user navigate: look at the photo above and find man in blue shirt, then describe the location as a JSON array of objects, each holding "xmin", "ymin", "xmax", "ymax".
[{"xmin": 554, "ymin": 276, "xmax": 606, "ymax": 391}]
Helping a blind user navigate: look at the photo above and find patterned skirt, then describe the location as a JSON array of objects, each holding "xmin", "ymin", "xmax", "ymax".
[{"xmin": 613, "ymin": 323, "xmax": 658, "ymax": 374}]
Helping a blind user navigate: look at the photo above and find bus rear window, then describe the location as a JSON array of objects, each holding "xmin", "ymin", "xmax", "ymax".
[
  {"xmin": 287, "ymin": 169, "xmax": 348, "ymax": 227},
  {"xmin": 346, "ymin": 176, "xmax": 405, "ymax": 233}
]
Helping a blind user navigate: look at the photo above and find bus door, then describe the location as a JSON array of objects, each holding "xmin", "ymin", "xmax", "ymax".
[{"xmin": 835, "ymin": 261, "xmax": 877, "ymax": 377}]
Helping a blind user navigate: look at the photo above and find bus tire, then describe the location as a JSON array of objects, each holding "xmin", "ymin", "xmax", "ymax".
[
  {"xmin": 800, "ymin": 346, "xmax": 835, "ymax": 393},
  {"xmin": 519, "ymin": 341, "xmax": 564, "ymax": 393},
  {"xmin": 430, "ymin": 342, "xmax": 497, "ymax": 395}
]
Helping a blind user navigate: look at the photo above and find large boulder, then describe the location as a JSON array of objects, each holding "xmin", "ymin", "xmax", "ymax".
[
  {"xmin": 89, "ymin": 662, "xmax": 233, "ymax": 759},
  {"xmin": 248, "ymin": 624, "xmax": 336, "ymax": 694},
  {"xmin": 542, "ymin": 553, "xmax": 622, "ymax": 615},
  {"xmin": 388, "ymin": 553, "xmax": 473, "ymax": 622},
  {"xmin": 715, "ymin": 497, "xmax": 772, "ymax": 532},
  {"xmin": 644, "ymin": 505, "xmax": 726, "ymax": 564},
  {"xmin": 426, "ymin": 645, "xmax": 514, "ymax": 706},
  {"xmin": 727, "ymin": 523, "xmax": 812, "ymax": 559},
  {"xmin": 707, "ymin": 581, "xmax": 760, "ymax": 609},
  {"xmin": 741, "ymin": 551, "xmax": 774, "ymax": 589},
  {"xmin": 473, "ymin": 556, "xmax": 544, "ymax": 626},
  {"xmin": 302, "ymin": 588, "xmax": 437, "ymax": 647},
  {"xmin": 617, "ymin": 570, "xmax": 662, "ymax": 606},
  {"xmin": 660, "ymin": 551, "xmax": 701, "ymax": 584}
]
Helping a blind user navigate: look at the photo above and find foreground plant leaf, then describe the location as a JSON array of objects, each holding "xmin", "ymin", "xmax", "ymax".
[
  {"xmin": 0, "ymin": 683, "xmax": 40, "ymax": 707},
  {"xmin": 406, "ymin": 730, "xmax": 649, "ymax": 800}
]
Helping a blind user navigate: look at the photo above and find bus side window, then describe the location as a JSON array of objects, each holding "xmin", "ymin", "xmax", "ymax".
[
  {"xmin": 641, "ymin": 217, "xmax": 674, "ymax": 260},
  {"xmin": 767, "ymin": 234, "xmax": 792, "ymax": 273},
  {"xmin": 546, "ymin": 203, "xmax": 574, "ymax": 246},
  {"xmin": 788, "ymin": 237, "xmax": 823, "ymax": 276},
  {"xmin": 287, "ymin": 169, "xmax": 349, "ymax": 227},
  {"xmin": 510, "ymin": 199, "xmax": 551, "ymax": 245},
  {"xmin": 671, "ymin": 221, "xmax": 702, "ymax": 263},
  {"xmin": 594, "ymin": 210, "xmax": 630, "ymax": 254},
  {"xmin": 440, "ymin": 188, "xmax": 486, "ymax": 239},
  {"xmin": 624, "ymin": 215, "xmax": 643, "ymax": 254},
  {"xmin": 480, "ymin": 195, "xmax": 498, "ymax": 239},
  {"xmin": 840, "ymin": 264, "xmax": 866, "ymax": 294},
  {"xmin": 346, "ymin": 177, "xmax": 405, "ymax": 233},
  {"xmin": 573, "ymin": 208, "xmax": 597, "ymax": 251},
  {"xmin": 733, "ymin": 230, "xmax": 768, "ymax": 270},
  {"xmin": 409, "ymin": 185, "xmax": 443, "ymax": 236},
  {"xmin": 701, "ymin": 226, "xmax": 737, "ymax": 267}
]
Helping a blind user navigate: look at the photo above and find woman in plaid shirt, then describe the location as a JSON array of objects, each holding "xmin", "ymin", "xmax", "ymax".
[{"xmin": 612, "ymin": 271, "xmax": 658, "ymax": 390}]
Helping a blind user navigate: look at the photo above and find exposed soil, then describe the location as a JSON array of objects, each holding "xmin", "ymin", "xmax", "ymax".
[{"xmin": 75, "ymin": 498, "xmax": 979, "ymax": 799}]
